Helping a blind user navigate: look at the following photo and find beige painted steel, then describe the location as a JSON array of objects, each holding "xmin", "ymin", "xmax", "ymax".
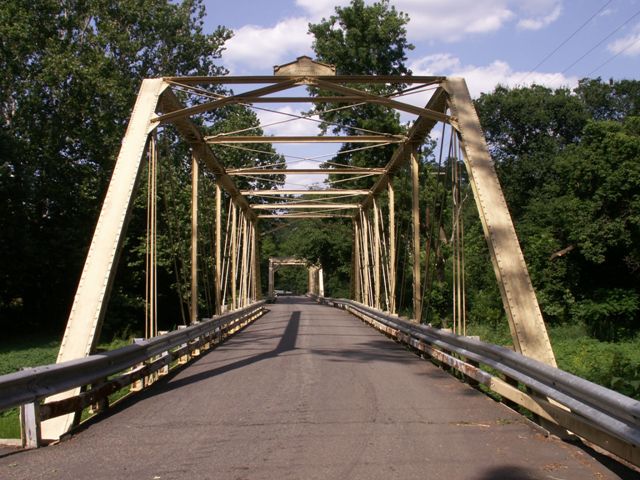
[
  {"xmin": 251, "ymin": 223, "xmax": 261, "ymax": 300},
  {"xmin": 165, "ymin": 74, "xmax": 445, "ymax": 85},
  {"xmin": 311, "ymin": 78, "xmax": 451, "ymax": 124},
  {"xmin": 373, "ymin": 199, "xmax": 381, "ymax": 310},
  {"xmin": 268, "ymin": 257, "xmax": 309, "ymax": 297},
  {"xmin": 250, "ymin": 203, "xmax": 358, "ymax": 210},
  {"xmin": 274, "ymin": 56, "xmax": 336, "ymax": 76},
  {"xmin": 388, "ymin": 181, "xmax": 396, "ymax": 314},
  {"xmin": 215, "ymin": 185, "xmax": 222, "ymax": 315},
  {"xmin": 444, "ymin": 78, "xmax": 556, "ymax": 367},
  {"xmin": 257, "ymin": 214, "xmax": 352, "ymax": 219},
  {"xmin": 410, "ymin": 151, "xmax": 422, "ymax": 323},
  {"xmin": 154, "ymin": 78, "xmax": 300, "ymax": 124},
  {"xmin": 157, "ymin": 89, "xmax": 256, "ymax": 222},
  {"xmin": 190, "ymin": 156, "xmax": 198, "ymax": 324},
  {"xmin": 42, "ymin": 79, "xmax": 168, "ymax": 441},
  {"xmin": 229, "ymin": 168, "xmax": 384, "ymax": 175},
  {"xmin": 242, "ymin": 189, "xmax": 369, "ymax": 196},
  {"xmin": 231, "ymin": 203, "xmax": 238, "ymax": 310},
  {"xmin": 205, "ymin": 135, "xmax": 405, "ymax": 144},
  {"xmin": 359, "ymin": 87, "xmax": 449, "ymax": 212}
]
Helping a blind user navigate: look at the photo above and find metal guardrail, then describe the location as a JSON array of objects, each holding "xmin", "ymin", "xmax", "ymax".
[
  {"xmin": 0, "ymin": 301, "xmax": 266, "ymax": 446},
  {"xmin": 315, "ymin": 296, "xmax": 640, "ymax": 467}
]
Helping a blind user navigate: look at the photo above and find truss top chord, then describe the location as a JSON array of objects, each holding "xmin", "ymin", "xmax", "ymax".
[
  {"xmin": 205, "ymin": 135, "xmax": 406, "ymax": 144},
  {"xmin": 228, "ymin": 168, "xmax": 385, "ymax": 176}
]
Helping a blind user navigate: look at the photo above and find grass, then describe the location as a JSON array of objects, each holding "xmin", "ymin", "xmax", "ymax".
[
  {"xmin": 467, "ymin": 321, "xmax": 640, "ymax": 400},
  {"xmin": 0, "ymin": 335, "xmax": 131, "ymax": 439}
]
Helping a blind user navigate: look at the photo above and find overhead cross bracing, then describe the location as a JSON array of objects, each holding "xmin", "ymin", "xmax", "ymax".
[{"xmin": 45, "ymin": 55, "xmax": 558, "ymax": 442}]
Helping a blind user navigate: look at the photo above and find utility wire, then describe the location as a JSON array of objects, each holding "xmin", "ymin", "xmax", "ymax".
[
  {"xmin": 562, "ymin": 6, "xmax": 640, "ymax": 74},
  {"xmin": 519, "ymin": 0, "xmax": 613, "ymax": 84},
  {"xmin": 587, "ymin": 34, "xmax": 640, "ymax": 75}
]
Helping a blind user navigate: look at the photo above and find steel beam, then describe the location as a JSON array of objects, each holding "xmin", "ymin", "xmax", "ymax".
[
  {"xmin": 215, "ymin": 185, "xmax": 222, "ymax": 315},
  {"xmin": 444, "ymin": 77, "xmax": 556, "ymax": 366},
  {"xmin": 42, "ymin": 78, "xmax": 168, "ymax": 441},
  {"xmin": 250, "ymin": 203, "xmax": 358, "ymax": 210},
  {"xmin": 157, "ymin": 89, "xmax": 257, "ymax": 222},
  {"xmin": 411, "ymin": 150, "xmax": 421, "ymax": 323},
  {"xmin": 190, "ymin": 156, "xmax": 198, "ymax": 324},
  {"xmin": 154, "ymin": 78, "xmax": 300, "ymax": 124},
  {"xmin": 205, "ymin": 135, "xmax": 405, "ymax": 144},
  {"xmin": 388, "ymin": 181, "xmax": 396, "ymax": 314},
  {"xmin": 165, "ymin": 75, "xmax": 445, "ymax": 85},
  {"xmin": 257, "ymin": 214, "xmax": 352, "ymax": 219},
  {"xmin": 311, "ymin": 78, "xmax": 451, "ymax": 124},
  {"xmin": 241, "ymin": 189, "xmax": 369, "ymax": 196},
  {"xmin": 229, "ymin": 168, "xmax": 384, "ymax": 175},
  {"xmin": 359, "ymin": 87, "xmax": 449, "ymax": 211}
]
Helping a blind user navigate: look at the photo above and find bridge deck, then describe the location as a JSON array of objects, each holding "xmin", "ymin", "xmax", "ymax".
[{"xmin": 0, "ymin": 298, "xmax": 625, "ymax": 479}]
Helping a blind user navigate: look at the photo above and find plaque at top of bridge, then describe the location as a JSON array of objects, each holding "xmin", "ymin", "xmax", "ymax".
[{"xmin": 274, "ymin": 56, "xmax": 336, "ymax": 76}]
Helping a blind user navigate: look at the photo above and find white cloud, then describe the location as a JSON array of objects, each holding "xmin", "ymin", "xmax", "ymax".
[
  {"xmin": 255, "ymin": 105, "xmax": 321, "ymax": 137},
  {"xmin": 517, "ymin": 4, "xmax": 562, "ymax": 30},
  {"xmin": 225, "ymin": 17, "xmax": 313, "ymax": 73},
  {"xmin": 410, "ymin": 53, "xmax": 577, "ymax": 97},
  {"xmin": 608, "ymin": 24, "xmax": 640, "ymax": 57},
  {"xmin": 295, "ymin": 0, "xmax": 562, "ymax": 42}
]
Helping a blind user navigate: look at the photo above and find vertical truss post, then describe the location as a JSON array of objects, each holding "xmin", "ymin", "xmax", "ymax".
[
  {"xmin": 268, "ymin": 259, "xmax": 275, "ymax": 299},
  {"xmin": 388, "ymin": 181, "xmax": 396, "ymax": 314},
  {"xmin": 251, "ymin": 222, "xmax": 260, "ymax": 300},
  {"xmin": 373, "ymin": 198, "xmax": 382, "ymax": 310},
  {"xmin": 359, "ymin": 210, "xmax": 371, "ymax": 306},
  {"xmin": 231, "ymin": 203, "xmax": 238, "ymax": 310},
  {"xmin": 215, "ymin": 185, "xmax": 222, "ymax": 315},
  {"xmin": 42, "ymin": 79, "xmax": 167, "ymax": 441},
  {"xmin": 240, "ymin": 214, "xmax": 249, "ymax": 307},
  {"xmin": 411, "ymin": 150, "xmax": 422, "ymax": 323},
  {"xmin": 190, "ymin": 155, "xmax": 198, "ymax": 324},
  {"xmin": 351, "ymin": 219, "xmax": 361, "ymax": 302},
  {"xmin": 318, "ymin": 268, "xmax": 325, "ymax": 297},
  {"xmin": 445, "ymin": 77, "xmax": 556, "ymax": 366}
]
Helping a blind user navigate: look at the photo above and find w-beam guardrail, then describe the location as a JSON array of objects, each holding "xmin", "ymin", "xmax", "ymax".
[
  {"xmin": 313, "ymin": 296, "xmax": 640, "ymax": 467},
  {"xmin": 0, "ymin": 301, "xmax": 266, "ymax": 447}
]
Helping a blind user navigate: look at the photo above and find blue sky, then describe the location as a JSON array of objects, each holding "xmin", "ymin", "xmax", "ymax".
[
  {"xmin": 198, "ymin": 0, "xmax": 639, "ymax": 188},
  {"xmin": 202, "ymin": 0, "xmax": 638, "ymax": 94}
]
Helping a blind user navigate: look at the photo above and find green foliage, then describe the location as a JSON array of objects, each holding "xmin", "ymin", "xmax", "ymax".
[
  {"xmin": 0, "ymin": 0, "xmax": 232, "ymax": 335},
  {"xmin": 308, "ymin": 0, "xmax": 414, "ymax": 189},
  {"xmin": 575, "ymin": 78, "xmax": 640, "ymax": 121},
  {"xmin": 476, "ymin": 80, "xmax": 640, "ymax": 341},
  {"xmin": 552, "ymin": 323, "xmax": 640, "ymax": 399}
]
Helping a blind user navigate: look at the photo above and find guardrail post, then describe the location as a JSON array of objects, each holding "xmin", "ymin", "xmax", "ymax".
[
  {"xmin": 130, "ymin": 338, "xmax": 145, "ymax": 391},
  {"xmin": 89, "ymin": 378, "xmax": 109, "ymax": 414},
  {"xmin": 20, "ymin": 401, "xmax": 42, "ymax": 448},
  {"xmin": 178, "ymin": 325, "xmax": 190, "ymax": 364}
]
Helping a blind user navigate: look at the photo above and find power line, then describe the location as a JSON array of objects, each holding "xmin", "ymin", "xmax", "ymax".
[
  {"xmin": 587, "ymin": 32, "xmax": 640, "ymax": 76},
  {"xmin": 519, "ymin": 0, "xmax": 613, "ymax": 84},
  {"xmin": 562, "ymin": 7, "xmax": 640, "ymax": 74}
]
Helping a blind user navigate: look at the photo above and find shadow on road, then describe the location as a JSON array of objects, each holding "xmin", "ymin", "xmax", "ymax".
[{"xmin": 124, "ymin": 310, "xmax": 301, "ymax": 401}]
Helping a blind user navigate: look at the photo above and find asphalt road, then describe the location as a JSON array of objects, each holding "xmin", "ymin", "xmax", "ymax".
[{"xmin": 0, "ymin": 297, "xmax": 635, "ymax": 479}]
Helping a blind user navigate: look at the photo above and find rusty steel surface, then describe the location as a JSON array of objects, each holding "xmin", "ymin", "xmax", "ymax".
[{"xmin": 0, "ymin": 298, "xmax": 628, "ymax": 480}]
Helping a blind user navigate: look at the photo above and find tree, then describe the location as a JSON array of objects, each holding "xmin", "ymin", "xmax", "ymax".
[
  {"xmin": 475, "ymin": 81, "xmax": 640, "ymax": 340},
  {"xmin": 0, "ymin": 0, "xmax": 234, "ymax": 335},
  {"xmin": 575, "ymin": 77, "xmax": 640, "ymax": 121},
  {"xmin": 308, "ymin": 0, "xmax": 414, "ymax": 179},
  {"xmin": 474, "ymin": 85, "xmax": 588, "ymax": 216}
]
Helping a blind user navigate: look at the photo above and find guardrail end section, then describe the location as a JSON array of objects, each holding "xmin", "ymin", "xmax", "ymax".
[{"xmin": 20, "ymin": 402, "xmax": 42, "ymax": 448}]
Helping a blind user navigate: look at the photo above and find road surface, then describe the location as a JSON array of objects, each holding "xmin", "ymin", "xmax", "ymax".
[{"xmin": 0, "ymin": 297, "xmax": 634, "ymax": 479}]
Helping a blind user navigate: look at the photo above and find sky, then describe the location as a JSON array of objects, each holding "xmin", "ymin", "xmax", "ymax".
[{"xmin": 198, "ymin": 0, "xmax": 640, "ymax": 188}]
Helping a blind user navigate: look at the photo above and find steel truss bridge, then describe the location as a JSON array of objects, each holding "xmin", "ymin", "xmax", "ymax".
[{"xmin": 0, "ymin": 57, "xmax": 638, "ymax": 478}]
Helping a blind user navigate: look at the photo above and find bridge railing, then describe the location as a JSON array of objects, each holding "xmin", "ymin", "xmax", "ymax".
[
  {"xmin": 314, "ymin": 296, "xmax": 640, "ymax": 467},
  {"xmin": 0, "ymin": 301, "xmax": 266, "ymax": 448}
]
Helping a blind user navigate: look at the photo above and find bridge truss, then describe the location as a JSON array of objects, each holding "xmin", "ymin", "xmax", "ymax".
[{"xmin": 44, "ymin": 56, "xmax": 557, "ymax": 439}]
